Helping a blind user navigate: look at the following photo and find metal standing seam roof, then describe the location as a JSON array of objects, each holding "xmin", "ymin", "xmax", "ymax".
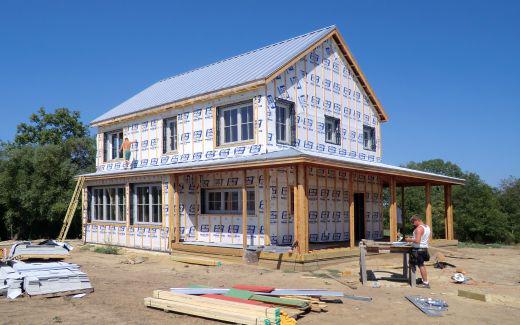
[
  {"xmin": 91, "ymin": 25, "xmax": 336, "ymax": 124},
  {"xmin": 80, "ymin": 148, "xmax": 465, "ymax": 185}
]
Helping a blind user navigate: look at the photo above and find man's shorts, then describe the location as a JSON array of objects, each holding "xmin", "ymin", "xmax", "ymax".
[
  {"xmin": 124, "ymin": 150, "xmax": 131, "ymax": 161},
  {"xmin": 410, "ymin": 248, "xmax": 430, "ymax": 267}
]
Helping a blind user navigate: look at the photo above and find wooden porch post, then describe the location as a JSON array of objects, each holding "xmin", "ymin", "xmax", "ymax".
[
  {"xmin": 242, "ymin": 170, "xmax": 248, "ymax": 249},
  {"xmin": 425, "ymin": 183, "xmax": 432, "ymax": 239},
  {"xmin": 389, "ymin": 177, "xmax": 397, "ymax": 242},
  {"xmin": 444, "ymin": 184, "xmax": 453, "ymax": 240},
  {"xmin": 349, "ymin": 172, "xmax": 355, "ymax": 247},
  {"xmin": 168, "ymin": 175, "xmax": 174, "ymax": 247},
  {"xmin": 296, "ymin": 164, "xmax": 309, "ymax": 253},
  {"xmin": 401, "ymin": 186, "xmax": 405, "ymax": 219},
  {"xmin": 263, "ymin": 168, "xmax": 271, "ymax": 246},
  {"xmin": 173, "ymin": 174, "xmax": 180, "ymax": 243}
]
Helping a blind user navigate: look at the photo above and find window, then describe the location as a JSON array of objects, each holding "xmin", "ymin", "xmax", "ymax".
[
  {"xmin": 104, "ymin": 129, "xmax": 123, "ymax": 161},
  {"xmin": 217, "ymin": 101, "xmax": 254, "ymax": 146},
  {"xmin": 133, "ymin": 184, "xmax": 162, "ymax": 224},
  {"xmin": 325, "ymin": 116, "xmax": 341, "ymax": 145},
  {"xmin": 276, "ymin": 99, "xmax": 295, "ymax": 145},
  {"xmin": 363, "ymin": 125, "xmax": 376, "ymax": 151},
  {"xmin": 163, "ymin": 117, "xmax": 178, "ymax": 153},
  {"xmin": 90, "ymin": 186, "xmax": 126, "ymax": 222},
  {"xmin": 203, "ymin": 189, "xmax": 255, "ymax": 214}
]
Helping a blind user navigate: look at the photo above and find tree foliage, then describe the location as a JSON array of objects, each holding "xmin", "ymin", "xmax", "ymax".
[
  {"xmin": 396, "ymin": 160, "xmax": 518, "ymax": 244},
  {"xmin": 0, "ymin": 108, "xmax": 95, "ymax": 240}
]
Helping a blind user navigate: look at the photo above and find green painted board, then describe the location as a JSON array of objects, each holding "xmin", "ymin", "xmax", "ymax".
[
  {"xmin": 251, "ymin": 294, "xmax": 308, "ymax": 308},
  {"xmin": 224, "ymin": 288, "xmax": 255, "ymax": 299}
]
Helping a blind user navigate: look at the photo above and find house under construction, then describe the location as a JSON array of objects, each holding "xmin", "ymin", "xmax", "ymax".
[{"xmin": 80, "ymin": 25, "xmax": 464, "ymax": 266}]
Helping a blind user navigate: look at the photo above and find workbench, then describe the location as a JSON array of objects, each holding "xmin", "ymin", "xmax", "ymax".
[{"xmin": 359, "ymin": 239, "xmax": 416, "ymax": 287}]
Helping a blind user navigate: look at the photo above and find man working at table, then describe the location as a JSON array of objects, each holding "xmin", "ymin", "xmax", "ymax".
[{"xmin": 404, "ymin": 215, "xmax": 431, "ymax": 288}]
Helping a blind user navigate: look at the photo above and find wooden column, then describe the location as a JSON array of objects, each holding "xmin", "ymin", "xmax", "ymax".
[
  {"xmin": 349, "ymin": 172, "xmax": 355, "ymax": 247},
  {"xmin": 401, "ymin": 186, "xmax": 405, "ymax": 219},
  {"xmin": 425, "ymin": 183, "xmax": 432, "ymax": 239},
  {"xmin": 296, "ymin": 164, "xmax": 309, "ymax": 254},
  {"xmin": 263, "ymin": 168, "xmax": 271, "ymax": 246},
  {"xmin": 168, "ymin": 176, "xmax": 174, "ymax": 247},
  {"xmin": 389, "ymin": 177, "xmax": 397, "ymax": 242},
  {"xmin": 174, "ymin": 174, "xmax": 180, "ymax": 243},
  {"xmin": 242, "ymin": 170, "xmax": 248, "ymax": 249},
  {"xmin": 444, "ymin": 184, "xmax": 453, "ymax": 240}
]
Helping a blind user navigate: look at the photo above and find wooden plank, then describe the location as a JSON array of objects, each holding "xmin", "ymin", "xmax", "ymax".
[
  {"xmin": 171, "ymin": 255, "xmax": 222, "ymax": 266},
  {"xmin": 389, "ymin": 177, "xmax": 397, "ymax": 242},
  {"xmin": 444, "ymin": 184, "xmax": 453, "ymax": 240},
  {"xmin": 144, "ymin": 297, "xmax": 270, "ymax": 325},
  {"xmin": 263, "ymin": 168, "xmax": 271, "ymax": 246},
  {"xmin": 296, "ymin": 164, "xmax": 309, "ymax": 253},
  {"xmin": 201, "ymin": 294, "xmax": 273, "ymax": 307},
  {"xmin": 168, "ymin": 175, "xmax": 174, "ymax": 247},
  {"xmin": 242, "ymin": 170, "xmax": 247, "ymax": 249},
  {"xmin": 28, "ymin": 288, "xmax": 94, "ymax": 299},
  {"xmin": 155, "ymin": 291, "xmax": 280, "ymax": 318},
  {"xmin": 425, "ymin": 183, "xmax": 432, "ymax": 240},
  {"xmin": 174, "ymin": 175, "xmax": 180, "ymax": 243},
  {"xmin": 349, "ymin": 172, "xmax": 355, "ymax": 247},
  {"xmin": 458, "ymin": 289, "xmax": 488, "ymax": 302}
]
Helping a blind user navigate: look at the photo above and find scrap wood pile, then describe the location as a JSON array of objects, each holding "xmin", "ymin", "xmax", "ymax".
[
  {"xmin": 144, "ymin": 284, "xmax": 347, "ymax": 324},
  {"xmin": 0, "ymin": 240, "xmax": 93, "ymax": 300}
]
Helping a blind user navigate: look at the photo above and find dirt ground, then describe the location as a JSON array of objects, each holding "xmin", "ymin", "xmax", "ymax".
[{"xmin": 1, "ymin": 242, "xmax": 519, "ymax": 325}]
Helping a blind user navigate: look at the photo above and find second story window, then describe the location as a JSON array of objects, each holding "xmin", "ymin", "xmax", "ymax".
[
  {"xmin": 276, "ymin": 99, "xmax": 295, "ymax": 145},
  {"xmin": 163, "ymin": 117, "xmax": 178, "ymax": 153},
  {"xmin": 104, "ymin": 129, "xmax": 123, "ymax": 161},
  {"xmin": 325, "ymin": 116, "xmax": 341, "ymax": 145},
  {"xmin": 363, "ymin": 125, "xmax": 376, "ymax": 151},
  {"xmin": 216, "ymin": 101, "xmax": 254, "ymax": 146}
]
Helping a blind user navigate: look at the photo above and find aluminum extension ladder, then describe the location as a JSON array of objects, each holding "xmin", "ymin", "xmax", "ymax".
[{"xmin": 58, "ymin": 176, "xmax": 85, "ymax": 241}]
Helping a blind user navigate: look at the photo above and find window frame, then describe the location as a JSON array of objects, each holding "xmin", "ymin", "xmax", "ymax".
[
  {"xmin": 216, "ymin": 100, "xmax": 255, "ymax": 147},
  {"xmin": 363, "ymin": 125, "xmax": 377, "ymax": 151},
  {"xmin": 104, "ymin": 129, "xmax": 124, "ymax": 162},
  {"xmin": 324, "ymin": 115, "xmax": 341, "ymax": 145},
  {"xmin": 275, "ymin": 99, "xmax": 295, "ymax": 145},
  {"xmin": 203, "ymin": 188, "xmax": 255, "ymax": 215},
  {"xmin": 90, "ymin": 186, "xmax": 126, "ymax": 222},
  {"xmin": 132, "ymin": 183, "xmax": 163, "ymax": 225},
  {"xmin": 163, "ymin": 116, "xmax": 178, "ymax": 154}
]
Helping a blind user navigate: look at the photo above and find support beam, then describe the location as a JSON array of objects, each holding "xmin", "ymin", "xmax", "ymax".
[
  {"xmin": 296, "ymin": 164, "xmax": 309, "ymax": 253},
  {"xmin": 168, "ymin": 175, "xmax": 174, "ymax": 247},
  {"xmin": 444, "ymin": 184, "xmax": 453, "ymax": 240},
  {"xmin": 349, "ymin": 172, "xmax": 355, "ymax": 247},
  {"xmin": 389, "ymin": 177, "xmax": 397, "ymax": 242},
  {"xmin": 242, "ymin": 170, "xmax": 248, "ymax": 249},
  {"xmin": 425, "ymin": 183, "xmax": 432, "ymax": 240},
  {"xmin": 263, "ymin": 168, "xmax": 271, "ymax": 246},
  {"xmin": 174, "ymin": 174, "xmax": 180, "ymax": 243},
  {"xmin": 401, "ymin": 186, "xmax": 405, "ymax": 219}
]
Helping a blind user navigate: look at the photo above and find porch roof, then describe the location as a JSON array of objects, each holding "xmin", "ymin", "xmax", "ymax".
[{"xmin": 80, "ymin": 148, "xmax": 465, "ymax": 186}]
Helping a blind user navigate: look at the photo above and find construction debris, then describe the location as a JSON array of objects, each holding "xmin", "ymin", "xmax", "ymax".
[
  {"xmin": 0, "ymin": 261, "xmax": 93, "ymax": 299},
  {"xmin": 146, "ymin": 284, "xmax": 347, "ymax": 324},
  {"xmin": 406, "ymin": 295, "xmax": 448, "ymax": 317},
  {"xmin": 9, "ymin": 240, "xmax": 72, "ymax": 261}
]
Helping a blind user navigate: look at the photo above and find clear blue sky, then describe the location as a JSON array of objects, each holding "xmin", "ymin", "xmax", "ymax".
[{"xmin": 1, "ymin": 0, "xmax": 518, "ymax": 186}]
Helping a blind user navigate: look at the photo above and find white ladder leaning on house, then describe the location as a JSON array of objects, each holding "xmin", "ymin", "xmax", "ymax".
[{"xmin": 58, "ymin": 176, "xmax": 85, "ymax": 241}]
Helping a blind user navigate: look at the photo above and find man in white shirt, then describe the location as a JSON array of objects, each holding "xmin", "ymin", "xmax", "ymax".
[{"xmin": 404, "ymin": 215, "xmax": 431, "ymax": 288}]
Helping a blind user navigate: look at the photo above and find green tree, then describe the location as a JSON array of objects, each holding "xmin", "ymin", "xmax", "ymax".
[
  {"xmin": 498, "ymin": 177, "xmax": 520, "ymax": 242},
  {"xmin": 0, "ymin": 108, "xmax": 95, "ymax": 240},
  {"xmin": 398, "ymin": 159, "xmax": 513, "ymax": 243}
]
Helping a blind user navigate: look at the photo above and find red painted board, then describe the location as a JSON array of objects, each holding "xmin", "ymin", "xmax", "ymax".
[
  {"xmin": 201, "ymin": 294, "xmax": 273, "ymax": 307},
  {"xmin": 232, "ymin": 285, "xmax": 275, "ymax": 293}
]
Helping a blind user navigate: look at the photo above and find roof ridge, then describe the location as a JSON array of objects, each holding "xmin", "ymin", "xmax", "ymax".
[{"xmin": 157, "ymin": 25, "xmax": 336, "ymax": 83}]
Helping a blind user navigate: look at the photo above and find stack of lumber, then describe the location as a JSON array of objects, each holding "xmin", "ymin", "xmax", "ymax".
[
  {"xmin": 9, "ymin": 240, "xmax": 71, "ymax": 261},
  {"xmin": 0, "ymin": 261, "xmax": 93, "ymax": 299},
  {"xmin": 145, "ymin": 284, "xmax": 346, "ymax": 324},
  {"xmin": 145, "ymin": 290, "xmax": 282, "ymax": 324}
]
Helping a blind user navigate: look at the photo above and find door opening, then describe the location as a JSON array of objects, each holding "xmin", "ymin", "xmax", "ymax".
[{"xmin": 353, "ymin": 193, "xmax": 365, "ymax": 245}]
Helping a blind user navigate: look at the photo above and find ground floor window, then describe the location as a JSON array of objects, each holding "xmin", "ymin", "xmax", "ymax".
[
  {"xmin": 90, "ymin": 186, "xmax": 126, "ymax": 222},
  {"xmin": 202, "ymin": 188, "xmax": 255, "ymax": 214},
  {"xmin": 133, "ymin": 183, "xmax": 162, "ymax": 224}
]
